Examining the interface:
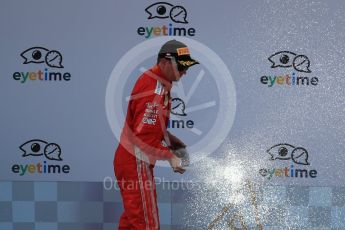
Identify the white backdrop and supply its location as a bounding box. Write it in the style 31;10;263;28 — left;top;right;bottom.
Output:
1;0;344;186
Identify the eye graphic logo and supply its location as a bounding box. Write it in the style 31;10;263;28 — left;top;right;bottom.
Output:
145;2;188;24
171;97;187;116
19;139;62;161
20;47;64;68
259;143;318;180
267;143;309;165
268;51;311;73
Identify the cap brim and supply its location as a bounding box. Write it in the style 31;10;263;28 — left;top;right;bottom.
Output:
177;57;199;68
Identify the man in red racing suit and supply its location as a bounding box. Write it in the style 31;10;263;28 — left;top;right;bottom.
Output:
114;40;199;229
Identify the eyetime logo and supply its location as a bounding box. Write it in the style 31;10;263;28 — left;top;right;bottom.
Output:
260;51;318;87
168;97;195;129
259;143;318;180
137;2;196;38
11;139;71;176
12;47;72;83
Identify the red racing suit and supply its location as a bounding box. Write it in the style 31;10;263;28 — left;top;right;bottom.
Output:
114;65;175;230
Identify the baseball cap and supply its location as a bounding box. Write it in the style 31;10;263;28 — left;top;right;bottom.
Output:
158;40;199;70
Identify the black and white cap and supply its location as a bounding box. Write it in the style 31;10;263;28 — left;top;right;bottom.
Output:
158;40;199;68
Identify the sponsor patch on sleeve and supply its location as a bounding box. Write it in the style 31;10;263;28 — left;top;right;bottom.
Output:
161;140;168;147
154;81;163;95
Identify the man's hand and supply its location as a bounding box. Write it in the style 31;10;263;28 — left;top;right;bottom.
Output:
173;148;190;167
169;155;186;174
